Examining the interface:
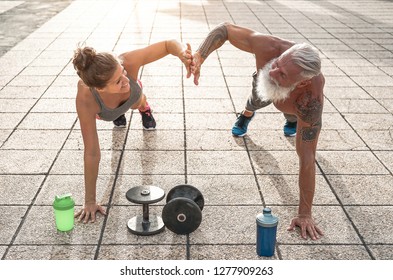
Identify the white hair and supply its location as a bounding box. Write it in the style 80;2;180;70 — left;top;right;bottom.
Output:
280;43;321;79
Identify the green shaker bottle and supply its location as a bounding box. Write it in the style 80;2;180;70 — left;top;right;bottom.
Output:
53;193;75;232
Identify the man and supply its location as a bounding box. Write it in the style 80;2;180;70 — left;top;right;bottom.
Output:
191;22;325;240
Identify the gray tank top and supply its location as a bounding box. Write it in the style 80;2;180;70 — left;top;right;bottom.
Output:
90;77;142;121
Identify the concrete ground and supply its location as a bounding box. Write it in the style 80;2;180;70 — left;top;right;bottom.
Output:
0;0;392;260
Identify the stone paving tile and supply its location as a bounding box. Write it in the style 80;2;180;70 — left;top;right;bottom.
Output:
1;0;393;262
278;245;371;260
369;245;393;260
0;206;28;244
0;175;44;204
3;129;69;150
0;150;58;174
257;175;338;205
5;245;97;260
36;174;113;206
190;245;276;260
327;175;393;205
98;245;187;260
345;206;393;244
14;206;104;245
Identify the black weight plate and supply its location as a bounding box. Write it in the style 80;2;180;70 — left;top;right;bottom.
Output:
126;185;165;204
162;197;202;235
166;184;204;211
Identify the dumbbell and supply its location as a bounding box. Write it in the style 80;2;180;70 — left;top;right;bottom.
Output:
125;185;165;236
162;184;204;235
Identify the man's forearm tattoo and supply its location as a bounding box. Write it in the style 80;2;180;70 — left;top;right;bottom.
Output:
197;23;228;59
295;91;323;142
301;121;322;142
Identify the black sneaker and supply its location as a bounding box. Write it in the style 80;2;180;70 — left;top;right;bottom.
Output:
140;108;156;130
113;114;126;127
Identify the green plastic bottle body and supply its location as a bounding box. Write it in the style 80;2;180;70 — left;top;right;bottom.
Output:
53;194;75;232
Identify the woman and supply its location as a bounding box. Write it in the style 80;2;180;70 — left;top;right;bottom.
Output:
72;40;192;223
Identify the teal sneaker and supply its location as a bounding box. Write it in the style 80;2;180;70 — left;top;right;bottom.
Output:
283;120;297;136
232;112;255;137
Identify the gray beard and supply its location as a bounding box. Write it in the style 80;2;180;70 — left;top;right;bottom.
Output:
256;61;295;103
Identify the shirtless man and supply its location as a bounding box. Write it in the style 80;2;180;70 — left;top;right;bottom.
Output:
191;22;325;240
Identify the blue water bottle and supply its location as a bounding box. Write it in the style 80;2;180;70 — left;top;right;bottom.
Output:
256;207;278;257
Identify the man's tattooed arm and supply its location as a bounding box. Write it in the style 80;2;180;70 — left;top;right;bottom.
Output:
197;23;228;59
295;91;323;142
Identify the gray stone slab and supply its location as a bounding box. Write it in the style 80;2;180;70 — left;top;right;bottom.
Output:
0;129;11;145
0;206;28;244
98;245;187;260
141;86;183;99
318;129;367;150
8;75;56;87
351;76;393;87
190;245;276;260
317;151;389;175
0;98;37;113
121;151;185;175
325;76;358;87
187;151;252;175
41;86;77;99
190;205;260;244
0;175;44;204
64;128;128;151
184;86;230;99
0;86;46;99
50;150;122;175
363;86;393;99
187;174;261;205
320;113;353;130
356;130;393;150
0;113;25;129
346;206;393;244
31;98;76;113
147;98;183;114
244;130;296;151
14;206;104;245
184;98;234;113
186;113;236;130
140;75;183;88
131;113;185;130
329;99;389;113
343;113;393;130
125;129;184;151
324;87;371;99
18;113;76;129
2;129;69;150
35;174;113;206
187;130;247;151
5;245;96;260
374;151;393;173
19;66;64;76
250;151;315;175
0;246;6;259
327;175;393;205
51;75;78;87
258;175;338;205
278;245;371;260
369;245;393;260
101;205;186;244
331;58;374;68
0;150;57;174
